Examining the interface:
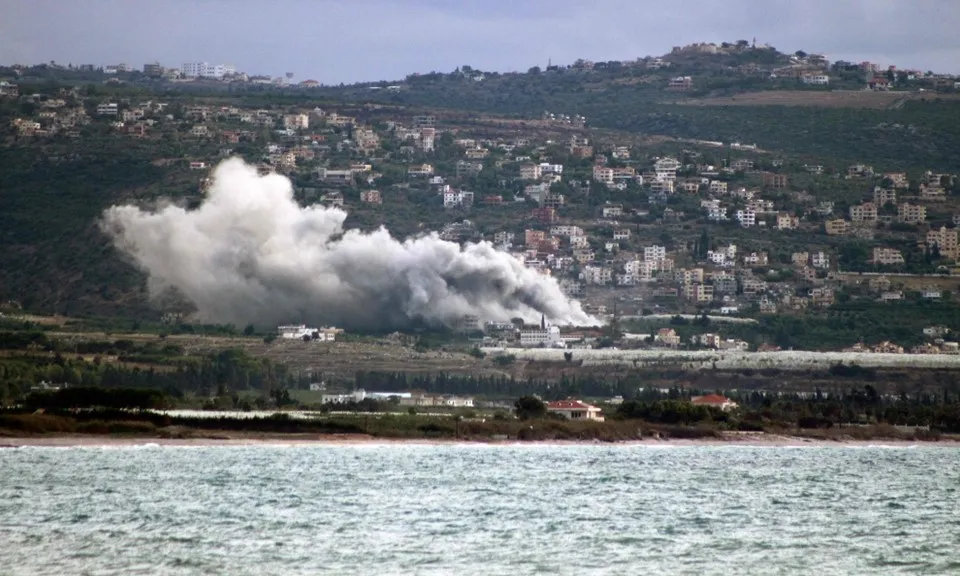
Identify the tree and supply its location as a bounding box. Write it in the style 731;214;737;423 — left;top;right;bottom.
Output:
515;395;546;420
243;324;255;336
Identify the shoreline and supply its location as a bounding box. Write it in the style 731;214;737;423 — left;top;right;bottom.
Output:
3;432;960;448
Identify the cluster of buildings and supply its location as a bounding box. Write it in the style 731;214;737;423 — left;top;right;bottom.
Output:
4;60;322;88
277;324;341;342
318;388;475;408
5;68;960;355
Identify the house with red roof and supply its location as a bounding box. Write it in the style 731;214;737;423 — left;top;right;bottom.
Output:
691;394;738;412
546;400;604;422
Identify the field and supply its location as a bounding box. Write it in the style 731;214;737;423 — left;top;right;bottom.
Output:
677;90;960;109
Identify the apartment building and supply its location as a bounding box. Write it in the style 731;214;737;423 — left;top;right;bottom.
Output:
762;172;788;189
871;247;905;265
883;172;909;188
520;164;542;180
593;165;614;186
824;219;851;235
897;203;927;224
927;226;959;259
708;180;728;195
776;213;799;230
849;202;878;223
873;186;897;206
644;245;667;262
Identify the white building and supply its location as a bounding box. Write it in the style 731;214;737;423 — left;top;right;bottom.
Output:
493;231;515;246
181;62;236;79
581;266;612;285
283;114;309;130
644;245;667;262
96;102;118;116
709;180;728;195
811;251;830;269
593;165;614;186
519;324;563;347
546;400;604;421
277;324;338;341
550;225;584;238
736;208;756;228
802;74;830;85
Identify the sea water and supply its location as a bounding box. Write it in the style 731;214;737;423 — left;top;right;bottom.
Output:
1;443;958;575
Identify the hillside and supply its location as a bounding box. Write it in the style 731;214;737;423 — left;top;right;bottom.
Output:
1;43;960;345
312;50;960;169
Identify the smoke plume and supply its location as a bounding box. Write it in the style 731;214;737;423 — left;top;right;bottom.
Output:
102;158;599;331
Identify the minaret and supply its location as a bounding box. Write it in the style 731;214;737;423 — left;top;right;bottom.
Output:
541;314;546;330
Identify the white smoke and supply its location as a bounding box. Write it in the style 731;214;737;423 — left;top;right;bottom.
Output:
101;158;599;331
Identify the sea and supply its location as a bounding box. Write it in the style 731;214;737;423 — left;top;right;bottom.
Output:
1;443;958;575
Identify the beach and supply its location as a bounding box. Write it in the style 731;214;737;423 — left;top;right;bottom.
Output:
4;432;959;448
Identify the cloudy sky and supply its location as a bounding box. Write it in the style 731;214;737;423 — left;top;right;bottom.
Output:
3;0;958;83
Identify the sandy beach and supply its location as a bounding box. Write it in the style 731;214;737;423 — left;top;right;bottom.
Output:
3;433;959;448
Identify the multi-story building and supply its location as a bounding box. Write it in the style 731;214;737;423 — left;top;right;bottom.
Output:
644;245;667;262
873;186;897;206
707;206;728;221
611;167;636;181
897;203;927;224
871;247;905;265
762;172;788;189
493;232;515;246
181;62;235;79
650;180;675;194
524;229;546;246
743;252;769;267
407;164;434;177
96;102;118;116
810;251;830;269
825;219;851;235
283;114;309;130
667;76;693;90
550;225;584;238
360;190;382;205
776;213;799;230
883;172;910;188
519;164;542;181
592;165;614;186
927;226;959;260
682;283;714;303
142;62;163;77
601;204;623;218
850;202;878;223
920;184;946;201
736;208;756;228
581;266;612;286
708;180;728;195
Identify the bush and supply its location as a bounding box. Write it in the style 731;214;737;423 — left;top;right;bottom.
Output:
493;354;516;366
0;413;77;434
76;420;157;435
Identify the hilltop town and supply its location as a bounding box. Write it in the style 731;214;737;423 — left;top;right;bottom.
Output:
3;42;960;360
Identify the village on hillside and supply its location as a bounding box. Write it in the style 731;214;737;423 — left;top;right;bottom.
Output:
3;46;960;356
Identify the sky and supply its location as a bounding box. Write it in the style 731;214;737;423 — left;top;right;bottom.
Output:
3;0;959;83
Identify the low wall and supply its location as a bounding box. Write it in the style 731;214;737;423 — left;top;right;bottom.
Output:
481;348;960;371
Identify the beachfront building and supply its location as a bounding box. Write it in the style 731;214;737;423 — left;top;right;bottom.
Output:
691;394;739;411
546;400;605;421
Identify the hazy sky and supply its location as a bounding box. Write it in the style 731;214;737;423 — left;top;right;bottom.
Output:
3;0;959;83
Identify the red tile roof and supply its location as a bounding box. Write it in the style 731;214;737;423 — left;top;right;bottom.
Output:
547;400;596;410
